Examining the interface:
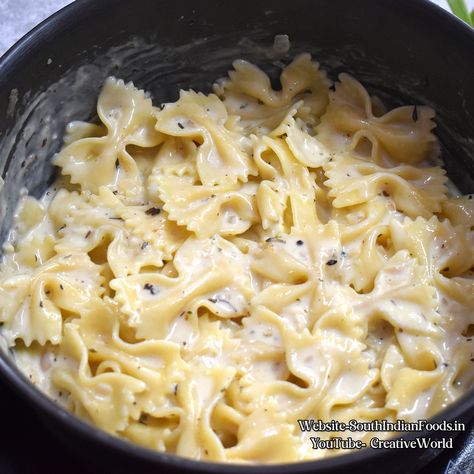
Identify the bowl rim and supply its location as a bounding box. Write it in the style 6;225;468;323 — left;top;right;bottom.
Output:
1;0;474;471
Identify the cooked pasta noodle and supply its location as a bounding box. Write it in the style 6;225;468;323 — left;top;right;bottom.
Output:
1;53;473;463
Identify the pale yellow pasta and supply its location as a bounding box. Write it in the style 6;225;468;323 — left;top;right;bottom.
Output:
1;53;473;464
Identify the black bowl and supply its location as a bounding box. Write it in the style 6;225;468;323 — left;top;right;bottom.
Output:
0;0;473;473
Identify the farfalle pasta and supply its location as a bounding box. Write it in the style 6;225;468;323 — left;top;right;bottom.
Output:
1;53;473;463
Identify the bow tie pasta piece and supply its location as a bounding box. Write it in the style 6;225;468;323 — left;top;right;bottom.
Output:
330;198;399;294
225;415;303;463
102;191;189;269
172;366;236;460
152;173;259;239
441;194;474;227
233;321;376;433
385;368;443;421
254;137;320;234
390;216;474;278
0;253;104;346
357;251;441;335
338;224;392;294
49;187;188;277
147;136;199;184
69;302;190;418
271;108;332;168
354;251;444;375
111;236;255;340
215;53;330;134
285;329;375;399
251;223;365;330
251;244;309;286
182;315;241;368
49;188;120;234
2;195;57;270
324;154;448;218
316;73;438;165
333;196;399;242
52;321;147;432
54;78;163;196
155;91;256;186
6;234;56;272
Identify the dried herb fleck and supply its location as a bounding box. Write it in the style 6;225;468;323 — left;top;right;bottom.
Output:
145;207;161;216
141;241;149;250
143;283;158;295
326;259;337;266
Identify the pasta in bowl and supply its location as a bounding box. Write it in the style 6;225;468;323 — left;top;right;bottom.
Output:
1;53;473;463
